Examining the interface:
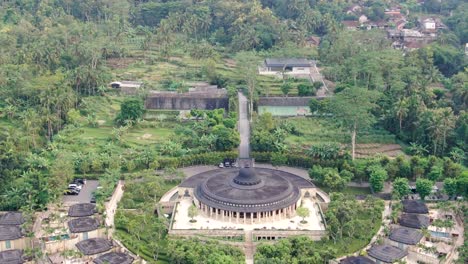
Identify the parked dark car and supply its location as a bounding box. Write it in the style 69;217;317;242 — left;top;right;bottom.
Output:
73;178;86;185
90;196;96;203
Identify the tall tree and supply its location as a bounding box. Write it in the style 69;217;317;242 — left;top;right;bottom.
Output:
329;88;380;160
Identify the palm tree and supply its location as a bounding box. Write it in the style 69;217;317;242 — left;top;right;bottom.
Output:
395;97;409;133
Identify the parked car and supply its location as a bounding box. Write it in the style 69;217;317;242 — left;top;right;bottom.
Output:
218;163;224;168
73;178;86;185
90;196;96;203
68;184;82;191
65;188;80;195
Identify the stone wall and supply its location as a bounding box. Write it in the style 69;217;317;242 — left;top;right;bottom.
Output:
252;229;326;241
145;96;229;111
169;229;245;239
0;237;30;251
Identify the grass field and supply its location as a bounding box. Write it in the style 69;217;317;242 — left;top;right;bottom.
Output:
284;117;397;147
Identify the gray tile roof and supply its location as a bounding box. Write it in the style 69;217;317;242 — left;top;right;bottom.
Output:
68;203;96;217
265;58;312;68
368;245;407;263
340;256;375;264
399;213;430;229
389;227;423;245
68;217;100;233
94;252;134;264
0;250;24;264
0;226;22;241
75;238;112;255
0;213;24;226
402;200;428;214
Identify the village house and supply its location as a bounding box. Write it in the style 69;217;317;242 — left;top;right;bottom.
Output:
367;244;408;264
41;203;107;254
386;227;424;250
342;20;360;30
305;36;320;47
0;212;30;252
258;58;315;76
0;249;26;264
339;256;375;264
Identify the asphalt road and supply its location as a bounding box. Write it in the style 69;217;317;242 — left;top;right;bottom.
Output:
63;180;99;205
238;92;250;158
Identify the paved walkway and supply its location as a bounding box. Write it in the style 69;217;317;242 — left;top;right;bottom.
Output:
238;92;250;158
105;181;125;232
62;180;99;205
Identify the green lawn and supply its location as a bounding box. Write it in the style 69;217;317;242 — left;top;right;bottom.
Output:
284;117;396;147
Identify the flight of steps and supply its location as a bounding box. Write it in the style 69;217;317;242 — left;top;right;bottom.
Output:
244;230;254;264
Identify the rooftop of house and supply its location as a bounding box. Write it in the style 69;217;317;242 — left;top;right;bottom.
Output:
402;200;429;214
68;203;96;217
436;242;452;254
0;212;24;226
389;227;424;245
264;58;312;68
68;217;100;233
75;238;113;256
0;226;22;241
399;213;430;229
368;245;407;263
340;256;375;264
0;249;24;264
401;29;424;37
94;252;134;264
342;21;360;28
306;36;321;45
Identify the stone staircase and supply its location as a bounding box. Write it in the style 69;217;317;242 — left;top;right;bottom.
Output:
244;230;254;264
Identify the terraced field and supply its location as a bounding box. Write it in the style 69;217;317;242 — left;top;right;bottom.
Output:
355;144;404;158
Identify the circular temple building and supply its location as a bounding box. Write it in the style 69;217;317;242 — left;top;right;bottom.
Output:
175;167;320;224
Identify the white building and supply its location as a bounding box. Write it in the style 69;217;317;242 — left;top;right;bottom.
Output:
258;58;315;77
422;18;436;30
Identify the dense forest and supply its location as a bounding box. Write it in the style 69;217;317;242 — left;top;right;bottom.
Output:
0;0;467;263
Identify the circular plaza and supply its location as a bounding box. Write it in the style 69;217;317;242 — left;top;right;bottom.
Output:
194;167;305;224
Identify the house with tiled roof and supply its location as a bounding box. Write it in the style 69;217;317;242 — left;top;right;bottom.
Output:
0;212;30;253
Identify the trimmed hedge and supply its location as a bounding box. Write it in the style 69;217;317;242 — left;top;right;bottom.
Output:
157;151;238;169
252;151;347;168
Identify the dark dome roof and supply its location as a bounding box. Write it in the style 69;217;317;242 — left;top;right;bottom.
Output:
233;167;262;186
194;168;312;213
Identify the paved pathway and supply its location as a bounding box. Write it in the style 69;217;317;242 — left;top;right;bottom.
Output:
238;92;250;158
62;180;99;205
105;181;125;229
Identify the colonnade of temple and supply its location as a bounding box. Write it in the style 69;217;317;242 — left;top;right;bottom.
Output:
198;202;297;224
